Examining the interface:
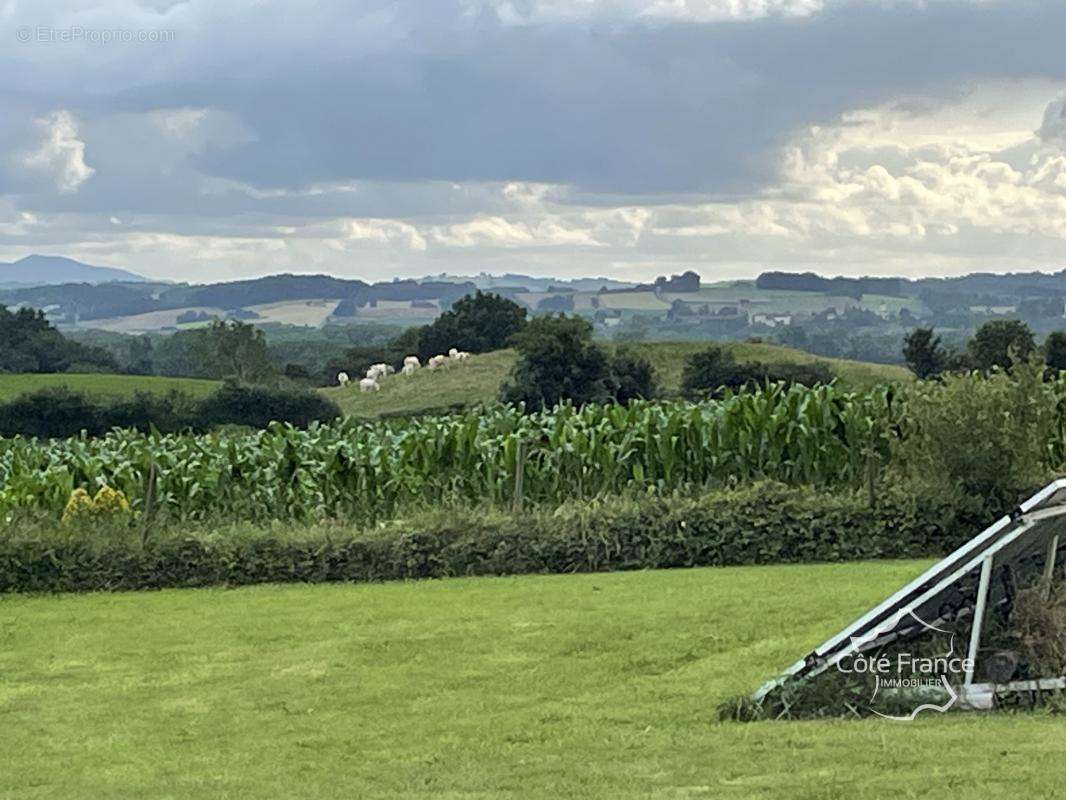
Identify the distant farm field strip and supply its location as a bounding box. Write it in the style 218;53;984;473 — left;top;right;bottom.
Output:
84;307;225;333
246;299;341;326
0;373;220;403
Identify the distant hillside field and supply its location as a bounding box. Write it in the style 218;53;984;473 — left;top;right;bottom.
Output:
0;373;220;403
246;299;340;326
86;307;225;333
323;342;911;418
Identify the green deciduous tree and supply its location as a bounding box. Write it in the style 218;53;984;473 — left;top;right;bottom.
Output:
417;291;527;357
210;320;275;383
153;321;275;383
501;315;611;410
680;346;745;395
607;348;658;403
902;327;947;379
1045;331;1066;374
0;307;116;374
967;320;1036;372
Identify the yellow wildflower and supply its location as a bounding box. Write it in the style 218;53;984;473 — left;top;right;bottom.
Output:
61;485;132;524
92;486;131;516
61;488;95;524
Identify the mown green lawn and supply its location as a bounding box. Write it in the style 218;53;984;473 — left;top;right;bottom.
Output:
0;373;219;403
5;560;1066;799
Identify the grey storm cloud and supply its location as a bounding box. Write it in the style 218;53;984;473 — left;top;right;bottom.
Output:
143;0;1066;196
4;0;1066;205
6;0;1066;282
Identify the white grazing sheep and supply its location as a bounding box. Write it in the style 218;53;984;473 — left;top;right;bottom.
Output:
448;348;459;358
401;363;417;377
455;351;471;363
337;371;350;387
366;364;388;381
428;355;448;370
403;356;420;369
359;377;380;392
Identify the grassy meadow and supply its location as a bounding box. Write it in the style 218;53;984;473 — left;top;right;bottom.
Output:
324;341;911;418
323;349;516;417
0;372;220;403
0;340;907;422
5;560;1066;799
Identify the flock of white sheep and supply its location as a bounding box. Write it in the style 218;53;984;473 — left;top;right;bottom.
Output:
336;348;472;392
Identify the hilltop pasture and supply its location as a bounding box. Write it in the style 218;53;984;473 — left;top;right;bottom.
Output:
323;341;911;418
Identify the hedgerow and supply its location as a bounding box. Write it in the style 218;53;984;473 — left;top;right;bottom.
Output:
0;382;339;438
0;482;969;593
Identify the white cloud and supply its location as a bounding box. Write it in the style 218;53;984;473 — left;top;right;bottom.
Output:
431;215;601;248
23;111;94;194
470;0;827;23
345;219;428;252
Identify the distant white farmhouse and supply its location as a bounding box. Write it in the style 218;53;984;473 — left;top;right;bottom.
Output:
752;313;793;328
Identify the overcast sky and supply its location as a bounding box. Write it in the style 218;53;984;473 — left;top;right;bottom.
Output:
4;0;1066;283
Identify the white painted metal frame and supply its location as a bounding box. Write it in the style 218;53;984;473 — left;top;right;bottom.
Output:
964;556;994;686
756;478;1066;702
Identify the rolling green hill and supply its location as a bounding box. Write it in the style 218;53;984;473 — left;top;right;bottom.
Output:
323;341;911;418
0;373;220;403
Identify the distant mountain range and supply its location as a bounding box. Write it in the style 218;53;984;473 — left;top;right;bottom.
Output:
0;255;147;286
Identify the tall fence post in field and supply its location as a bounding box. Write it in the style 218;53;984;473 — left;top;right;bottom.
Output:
865;445;877;508
140;459;158;548
512;439;527;514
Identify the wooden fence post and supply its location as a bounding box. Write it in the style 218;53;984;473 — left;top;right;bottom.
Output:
512;439;527;514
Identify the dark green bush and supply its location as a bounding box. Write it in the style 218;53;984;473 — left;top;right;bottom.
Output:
194;382;340;429
0;388;103;438
893;360;1055;511
749;361;834;388
681;345;835;396
0;383;340;438
0;482;969;593
607;348;658;403
105;390;200;433
680;345;744;394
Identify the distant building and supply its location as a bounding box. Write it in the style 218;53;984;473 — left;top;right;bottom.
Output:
752;313;793;328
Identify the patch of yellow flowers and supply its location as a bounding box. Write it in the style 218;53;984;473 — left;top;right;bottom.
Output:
61;486;132;524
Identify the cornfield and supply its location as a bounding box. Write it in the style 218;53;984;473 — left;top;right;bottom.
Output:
0;382;906;523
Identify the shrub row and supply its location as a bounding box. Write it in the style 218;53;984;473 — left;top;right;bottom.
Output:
0;482;971;593
0;382;340;438
680;345;835;396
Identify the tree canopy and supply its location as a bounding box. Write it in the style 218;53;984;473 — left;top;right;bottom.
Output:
967;319;1036;371
0;307;115;373
417;291;527;357
501;315;612;410
902;327;947;379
